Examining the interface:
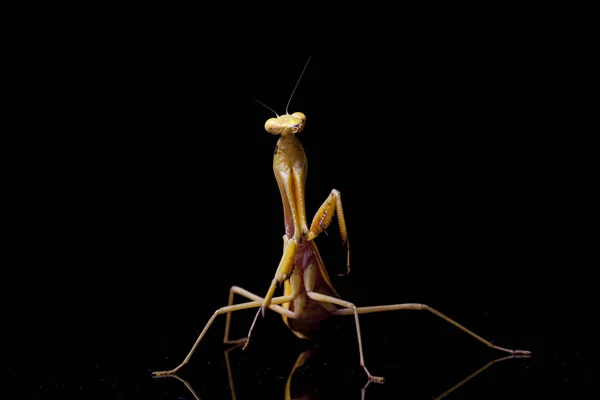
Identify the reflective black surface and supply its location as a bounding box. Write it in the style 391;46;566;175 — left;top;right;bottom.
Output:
8;54;594;398
7;313;595;399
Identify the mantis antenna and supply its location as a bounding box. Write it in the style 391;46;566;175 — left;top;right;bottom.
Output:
245;55;312;117
245;90;279;117
285;56;312;115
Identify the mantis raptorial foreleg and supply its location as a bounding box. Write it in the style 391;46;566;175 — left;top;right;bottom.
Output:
333;304;531;355
308;189;350;275
260;236;298;316
260;188;350;315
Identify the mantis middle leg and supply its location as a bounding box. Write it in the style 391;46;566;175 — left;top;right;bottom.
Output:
305;290;385;383
223;285;300;345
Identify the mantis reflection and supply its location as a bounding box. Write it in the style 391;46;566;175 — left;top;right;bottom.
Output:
156;345;529;400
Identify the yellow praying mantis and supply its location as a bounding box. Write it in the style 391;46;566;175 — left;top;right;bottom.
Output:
152;56;531;383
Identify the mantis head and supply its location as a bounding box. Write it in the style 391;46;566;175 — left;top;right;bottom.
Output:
265;112;306;136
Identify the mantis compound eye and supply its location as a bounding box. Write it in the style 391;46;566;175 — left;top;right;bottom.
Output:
265;118;282;135
291;112;306;133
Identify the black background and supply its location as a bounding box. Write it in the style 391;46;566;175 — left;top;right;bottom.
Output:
6;52;595;399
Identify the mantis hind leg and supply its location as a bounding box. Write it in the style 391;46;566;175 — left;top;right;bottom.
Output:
334;303;531;355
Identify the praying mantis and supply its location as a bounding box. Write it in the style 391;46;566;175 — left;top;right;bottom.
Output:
152;57;531;383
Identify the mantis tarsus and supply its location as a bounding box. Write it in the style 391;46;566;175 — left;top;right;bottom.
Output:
152;57;531;383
